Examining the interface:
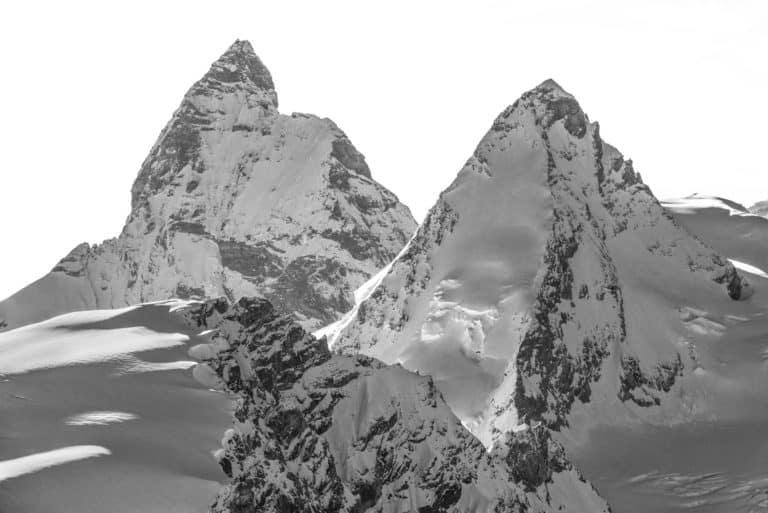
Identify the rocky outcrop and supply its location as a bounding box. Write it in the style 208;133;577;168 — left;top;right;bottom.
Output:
333;79;748;445
178;297;610;513
0;40;416;331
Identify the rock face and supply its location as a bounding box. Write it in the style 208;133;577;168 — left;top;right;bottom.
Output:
331;80;749;445
0;40;416;331
178;297;610;513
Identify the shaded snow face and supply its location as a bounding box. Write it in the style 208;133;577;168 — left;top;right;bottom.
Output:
0;300;231;513
0;40;416;332
0;305;190;375
333;80;750;448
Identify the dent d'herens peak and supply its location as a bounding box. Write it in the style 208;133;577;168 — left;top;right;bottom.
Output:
332;78;749;448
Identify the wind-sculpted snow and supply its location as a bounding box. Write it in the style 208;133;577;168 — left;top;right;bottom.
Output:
0;446;112;483
663;194;768;278
334;79;749;444
0;40;415;332
178;297;610;513
0;305;190;375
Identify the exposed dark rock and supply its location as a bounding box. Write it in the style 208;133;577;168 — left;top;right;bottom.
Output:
501;425;569;491
218;240;284;279
175;283;205;299
545;96;588;138
205;40;276;96
51;243;91;277
331;139;371;178
270;256;354;325
171;221;209;236
618;354;684;407
181;297;608;513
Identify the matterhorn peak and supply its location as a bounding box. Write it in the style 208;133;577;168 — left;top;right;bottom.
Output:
202;39;277;98
0;41;416;332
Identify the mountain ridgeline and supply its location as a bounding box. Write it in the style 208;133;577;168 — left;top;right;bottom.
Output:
177;296;610;513
331;79;749;446
0;40;416;332
1;39;759;513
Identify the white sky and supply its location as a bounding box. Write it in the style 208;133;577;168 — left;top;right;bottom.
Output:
0;0;766;300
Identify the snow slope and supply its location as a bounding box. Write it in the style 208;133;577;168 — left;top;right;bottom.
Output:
749;198;768;217
566;267;768;512
0;40;415;332
333;79;750;449
663;194;768;275
178;297;609;513
0;301;231;512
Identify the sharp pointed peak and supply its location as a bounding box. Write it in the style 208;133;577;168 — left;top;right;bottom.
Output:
224;39;256;55
204;39;276;97
496;78;587;137
533;78;573;97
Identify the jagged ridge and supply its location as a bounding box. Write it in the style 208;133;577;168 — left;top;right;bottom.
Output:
333;79;749;447
178;297;610;513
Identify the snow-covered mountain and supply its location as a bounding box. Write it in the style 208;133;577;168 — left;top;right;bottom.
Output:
331;80;749;447
0;40;415;332
179;296;609;513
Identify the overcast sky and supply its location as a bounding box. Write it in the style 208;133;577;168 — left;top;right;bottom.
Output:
0;0;766;300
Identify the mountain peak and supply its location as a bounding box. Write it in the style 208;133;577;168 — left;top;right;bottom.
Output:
534;78;571;96
497;78;585;138
204;39;276;96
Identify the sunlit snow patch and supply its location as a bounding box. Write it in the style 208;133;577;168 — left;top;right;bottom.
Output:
662;195;761;217
0;445;111;482
729;259;768;279
115;356;197;374
65;411;138;426
314;231;417;348
0;308;190;375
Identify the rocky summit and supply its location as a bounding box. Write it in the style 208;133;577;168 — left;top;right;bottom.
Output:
331;79;748;446
177;296;609;513
0;40;415;331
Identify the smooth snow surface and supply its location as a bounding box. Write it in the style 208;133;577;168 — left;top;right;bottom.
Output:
0;446;111;483
0;302;231;512
0;307;190;375
662;194;757;217
563;253;768;513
